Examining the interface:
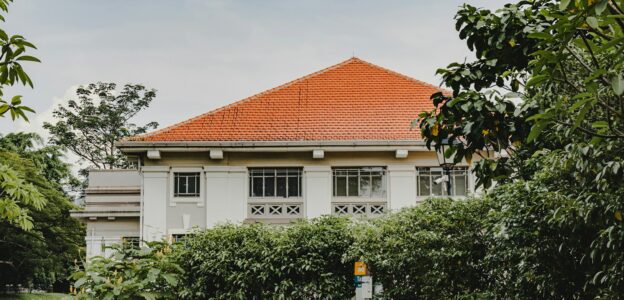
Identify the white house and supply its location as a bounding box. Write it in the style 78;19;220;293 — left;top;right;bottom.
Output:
71;57;475;257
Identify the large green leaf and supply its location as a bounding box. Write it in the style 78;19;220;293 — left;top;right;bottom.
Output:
612;75;624;96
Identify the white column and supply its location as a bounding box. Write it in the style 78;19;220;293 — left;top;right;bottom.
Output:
86;236;102;258
304;166;332;218
205;166;247;227
387;165;416;210
142;166;169;241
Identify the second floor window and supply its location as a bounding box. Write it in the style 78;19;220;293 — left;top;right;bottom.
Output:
333;167;387;198
249;168;302;198
417;167;468;197
174;172;200;197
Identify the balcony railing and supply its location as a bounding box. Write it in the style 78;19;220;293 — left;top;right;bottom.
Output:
331;201;387;218
247;198;303;219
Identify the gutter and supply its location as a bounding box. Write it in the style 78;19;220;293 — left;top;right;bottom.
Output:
116;140;429;153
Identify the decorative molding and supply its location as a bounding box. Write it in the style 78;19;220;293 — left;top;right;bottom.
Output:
395;149;408;158
147;150;161;159
312;149;325;159
209;150;224;159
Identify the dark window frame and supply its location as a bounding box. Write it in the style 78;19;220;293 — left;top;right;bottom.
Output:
249;168;303;198
174;172;201;197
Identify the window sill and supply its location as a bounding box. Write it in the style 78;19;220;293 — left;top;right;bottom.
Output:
169;197;203;207
331;197;387;203
416;195;468;200
244;217;303;225
247;197;303;204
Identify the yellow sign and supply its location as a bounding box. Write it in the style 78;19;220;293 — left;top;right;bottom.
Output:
354;261;368;276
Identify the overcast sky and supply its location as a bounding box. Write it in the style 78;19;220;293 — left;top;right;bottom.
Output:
0;0;500;140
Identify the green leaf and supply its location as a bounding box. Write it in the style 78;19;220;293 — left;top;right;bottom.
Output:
526;75;548;87
612;75;624;96
0;104;8;115
10;95;21;105
139;292;157;300
74;277;87;288
527;121;546;143
595;0;608;15
586;17;599;29
16;55;41;62
559;0;570;10
162;273;178;286
527;32;551;40
574;104;592;128
591;121;608;129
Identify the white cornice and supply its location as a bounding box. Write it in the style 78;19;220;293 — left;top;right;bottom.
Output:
116;140;429;153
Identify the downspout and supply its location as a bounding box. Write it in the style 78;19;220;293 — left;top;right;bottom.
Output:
139;156;145;245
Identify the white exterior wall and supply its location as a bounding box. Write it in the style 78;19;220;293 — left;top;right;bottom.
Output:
303;166;332;218
131;150;474;236
142;166;169;241
205;166;247;227
85;219;139;257
387;164;417;210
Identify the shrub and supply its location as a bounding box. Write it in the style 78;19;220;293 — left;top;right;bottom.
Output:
175;216;355;299
350;197;492;299
479;170;624;298
70;241;183;300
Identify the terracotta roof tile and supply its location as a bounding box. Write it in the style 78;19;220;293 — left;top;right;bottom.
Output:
128;57;446;142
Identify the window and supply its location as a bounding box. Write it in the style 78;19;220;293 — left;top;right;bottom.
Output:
332;167;387;198
122;236;140;249
249;168;302;198
172;234;188;243
417;167;468;197
174;172;200;197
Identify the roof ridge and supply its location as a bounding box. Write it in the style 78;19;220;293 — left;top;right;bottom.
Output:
354;59;451;94
127;57;362;141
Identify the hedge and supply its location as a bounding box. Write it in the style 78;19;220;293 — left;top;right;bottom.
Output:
72;194;624;299
175;216;355;299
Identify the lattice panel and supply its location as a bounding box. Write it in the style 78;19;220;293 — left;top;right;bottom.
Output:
248;203;302;218
331;203;387;217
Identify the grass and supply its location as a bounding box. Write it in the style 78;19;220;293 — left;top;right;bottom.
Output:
0;293;73;300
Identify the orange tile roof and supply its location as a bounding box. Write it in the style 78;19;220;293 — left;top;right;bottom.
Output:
128;57;445;142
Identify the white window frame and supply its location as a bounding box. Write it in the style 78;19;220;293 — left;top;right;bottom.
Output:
416;166;470;198
332;167;387;200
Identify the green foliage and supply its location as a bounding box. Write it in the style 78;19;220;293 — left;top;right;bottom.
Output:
0;132;81;193
0;0;39;121
414;0;624;297
43;82;159;170
418;0;624;189
176;217;355;299
0;162;45;231
71;242;182;300
351;198;491;299
0;150;84;292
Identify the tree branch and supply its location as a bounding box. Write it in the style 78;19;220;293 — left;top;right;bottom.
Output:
555;120;624;139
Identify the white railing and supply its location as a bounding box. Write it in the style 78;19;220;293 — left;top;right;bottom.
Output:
247;198;303;219
331;202;387;218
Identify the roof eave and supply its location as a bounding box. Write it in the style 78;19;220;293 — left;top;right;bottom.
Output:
116;140;429;153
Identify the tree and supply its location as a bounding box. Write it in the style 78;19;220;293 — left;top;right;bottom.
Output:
0;163;44;231
418;0;624;188
0;148;83;292
0;132;81;192
417;0;624;296
44;82;158;170
0;0;45;232
0;0;40;121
